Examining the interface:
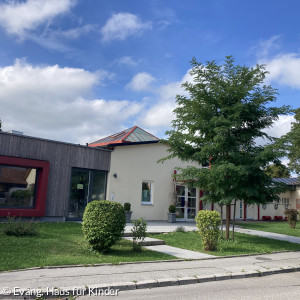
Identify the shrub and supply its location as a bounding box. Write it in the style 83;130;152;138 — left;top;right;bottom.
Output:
131;218;147;252
82;200;126;253
168;204;176;213
174;226;187;233
195;210;221;251
284;209;298;229
274;216;283;221
262;216;272;221
124;202;131;212
2;215;38;237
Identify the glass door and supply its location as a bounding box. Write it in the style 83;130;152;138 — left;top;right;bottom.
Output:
68;168;107;220
68;169;89;219
175;185;197;221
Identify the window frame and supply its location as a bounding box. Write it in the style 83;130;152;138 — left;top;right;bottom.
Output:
0;156;49;217
141;180;153;205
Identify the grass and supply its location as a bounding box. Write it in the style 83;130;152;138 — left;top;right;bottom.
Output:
236;221;300;237
149;231;300;256
0;222;174;272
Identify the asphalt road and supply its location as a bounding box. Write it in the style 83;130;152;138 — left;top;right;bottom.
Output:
78;272;300;300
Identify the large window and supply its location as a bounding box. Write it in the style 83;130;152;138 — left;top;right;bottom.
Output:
0;165;38;209
141;181;153;204
68;168;107;219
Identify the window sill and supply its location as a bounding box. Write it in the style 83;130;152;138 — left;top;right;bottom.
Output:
141;202;153;206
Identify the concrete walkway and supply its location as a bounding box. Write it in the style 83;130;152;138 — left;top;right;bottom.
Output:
234;227;300;244
1;252;300;299
125;221;300;244
123;235;215;259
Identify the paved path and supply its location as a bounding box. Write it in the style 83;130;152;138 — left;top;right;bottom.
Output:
123;235;215;259
234;227;300;244
1;251;300;299
125;221;300;244
145;245;214;259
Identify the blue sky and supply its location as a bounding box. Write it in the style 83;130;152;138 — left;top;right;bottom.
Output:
0;0;299;145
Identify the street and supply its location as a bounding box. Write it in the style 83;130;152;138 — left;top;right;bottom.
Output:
78;272;300;300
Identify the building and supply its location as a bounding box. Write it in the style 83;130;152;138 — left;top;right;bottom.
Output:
89;126;203;221
0;131;110;221
90;126;300;222
1;127;298;222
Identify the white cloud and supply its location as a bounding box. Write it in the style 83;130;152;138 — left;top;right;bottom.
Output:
115;56;139;66
139;70;193;128
264;114;295;138
263;53;300;89
126;72;155;91
101;12;152;42
0;0;74;38
53;24;96;40
0;60;143;144
253;35;281;58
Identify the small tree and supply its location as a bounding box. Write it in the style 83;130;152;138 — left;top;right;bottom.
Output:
163;56;290;240
131;218;147;252
196;210;221;251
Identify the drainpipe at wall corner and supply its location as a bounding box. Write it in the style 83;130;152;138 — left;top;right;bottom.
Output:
243;202;247;221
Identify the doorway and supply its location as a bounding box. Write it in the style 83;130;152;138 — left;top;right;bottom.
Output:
175;185;197;221
68;168;107;220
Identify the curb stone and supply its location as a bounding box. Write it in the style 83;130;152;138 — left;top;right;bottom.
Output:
177;277;198;285
136;280;158;289
157;278;179;287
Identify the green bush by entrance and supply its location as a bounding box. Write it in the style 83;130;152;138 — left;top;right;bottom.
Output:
82;200;126;253
195;210;221;251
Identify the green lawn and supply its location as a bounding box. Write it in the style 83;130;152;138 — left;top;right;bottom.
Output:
236;221;300;237
150;231;300;256
0;222;174;272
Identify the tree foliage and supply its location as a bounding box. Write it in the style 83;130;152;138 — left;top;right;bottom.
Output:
264;163;290;178
287;108;300;176
163;56;290;233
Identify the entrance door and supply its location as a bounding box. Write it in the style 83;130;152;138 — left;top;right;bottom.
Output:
68;168;107;220
175;186;197;221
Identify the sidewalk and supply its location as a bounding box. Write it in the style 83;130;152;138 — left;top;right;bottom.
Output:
1;252;300;299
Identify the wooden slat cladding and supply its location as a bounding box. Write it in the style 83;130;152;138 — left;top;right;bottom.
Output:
0;132;111;217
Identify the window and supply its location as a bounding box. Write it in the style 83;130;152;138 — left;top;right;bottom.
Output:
141;181;152;204
0;156;49;217
282;197;289;209
0;165;38;209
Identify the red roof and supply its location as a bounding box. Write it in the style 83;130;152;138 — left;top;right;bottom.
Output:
88;126;159;148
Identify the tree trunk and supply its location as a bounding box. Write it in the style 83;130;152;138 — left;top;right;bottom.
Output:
220;204;224;238
225;204;230;240
232;199;237;240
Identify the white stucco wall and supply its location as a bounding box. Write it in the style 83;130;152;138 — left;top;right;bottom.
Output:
106;143;201;221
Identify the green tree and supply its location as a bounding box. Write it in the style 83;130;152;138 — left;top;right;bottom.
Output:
264;163;290;178
287;108;300;176
163;56;290;240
